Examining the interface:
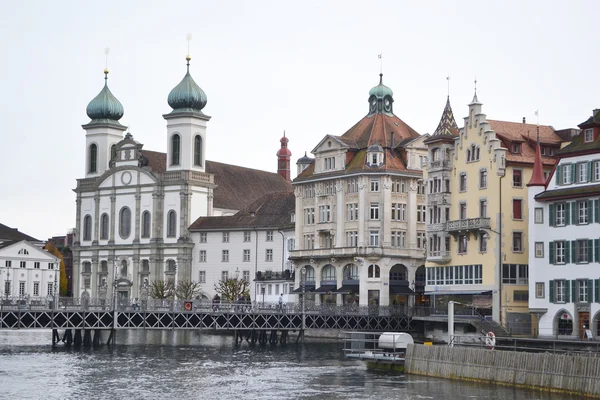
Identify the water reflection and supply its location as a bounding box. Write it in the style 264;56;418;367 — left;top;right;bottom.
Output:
0;330;578;399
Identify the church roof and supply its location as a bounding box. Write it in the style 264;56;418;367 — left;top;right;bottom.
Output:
0;223;40;243
140;150;292;211
489;120;562;166
189;191;295;230
424;96;459;144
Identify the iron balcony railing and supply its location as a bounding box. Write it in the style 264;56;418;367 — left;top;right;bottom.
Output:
255;270;295;281
446;217;491;232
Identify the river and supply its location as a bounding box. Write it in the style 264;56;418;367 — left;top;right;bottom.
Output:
0;330;578;400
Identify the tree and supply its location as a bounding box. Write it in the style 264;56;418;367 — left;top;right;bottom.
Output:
44;242;68;296
149;280;174;299
174;280;202;300
214;277;249;301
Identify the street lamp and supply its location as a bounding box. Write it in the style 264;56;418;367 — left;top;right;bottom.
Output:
113;259;118;311
301;266;306;333
53;263;58;310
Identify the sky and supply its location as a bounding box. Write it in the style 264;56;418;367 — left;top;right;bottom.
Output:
0;0;598;241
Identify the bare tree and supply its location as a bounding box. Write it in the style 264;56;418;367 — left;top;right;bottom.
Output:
214;278;249;301
149;280;174;299
175;280;202;300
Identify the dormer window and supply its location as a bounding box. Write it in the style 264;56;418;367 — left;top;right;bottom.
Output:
324;157;336;170
584;128;594;143
511;142;521;154
367;144;384;167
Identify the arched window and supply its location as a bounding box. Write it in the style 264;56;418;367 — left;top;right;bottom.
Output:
321;264;336;281
120;259;128;277
89;144;97;173
141;211;151;238
100;261;108;274
166;259;176;272
301;265;315;282
389;264;408;281
171;134;181;166
194;135;202;166
368;264;380;278
18;249;29;255
343;264;359;280
141;259;150;274
83;214;92;241
167;210;177;237
82;262;92;274
431;148;439;162
119;207;131;238
100;213;109;240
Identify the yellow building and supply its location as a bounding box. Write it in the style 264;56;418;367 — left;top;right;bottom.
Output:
424;92;564;333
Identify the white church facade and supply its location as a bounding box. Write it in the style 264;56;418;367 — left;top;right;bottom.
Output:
72;57;291;304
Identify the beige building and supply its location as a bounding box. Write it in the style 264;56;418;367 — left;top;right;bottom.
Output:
290;74;428;307
424;92;564;332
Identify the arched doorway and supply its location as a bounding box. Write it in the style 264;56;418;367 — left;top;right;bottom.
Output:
415;265;428;306
593;311;600;339
294;265;316;305
318;264;337;305
554;309;574;337
389;264;410;310
341;263;359;305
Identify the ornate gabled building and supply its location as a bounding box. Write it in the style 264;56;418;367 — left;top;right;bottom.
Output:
424;91;565;332
289;74;428;307
72;57;291;304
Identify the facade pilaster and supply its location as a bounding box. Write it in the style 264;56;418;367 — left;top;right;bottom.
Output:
407;179;418;249
357;177;366;247
152;190;165;242
109;193;116;245
133;191;141;243
335;179;344;248
92;194;100;245
382;176;392;247
74;196;82;245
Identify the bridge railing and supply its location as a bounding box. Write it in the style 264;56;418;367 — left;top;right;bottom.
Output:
2;296;467;318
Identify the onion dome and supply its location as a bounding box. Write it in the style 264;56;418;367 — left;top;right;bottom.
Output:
296;151;314;165
167;56;207;112
277;132;291;156
369;73;393;98
86;70;124;122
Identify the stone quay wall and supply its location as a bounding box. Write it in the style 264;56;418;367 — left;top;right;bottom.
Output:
405;344;600;398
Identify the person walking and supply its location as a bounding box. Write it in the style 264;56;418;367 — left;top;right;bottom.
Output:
278;294;284;312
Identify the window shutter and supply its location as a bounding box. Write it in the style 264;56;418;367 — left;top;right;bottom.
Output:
549;204;556;227
571;202;577;225
565;280;571;303
549;242;555;264
595;239;600;263
588;280;594;303
565;241;571;263
549;280;555;303
588;239;594;263
572;280;578;303
513;199;522;220
571;164;577;183
595;200;600;223
588;200;594;221
595;279;600;303
555;165;562;185
571;240;576;263
565;203;570;226
588;161;593;181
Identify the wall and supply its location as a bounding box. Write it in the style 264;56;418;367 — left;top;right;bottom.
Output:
405;344;600;398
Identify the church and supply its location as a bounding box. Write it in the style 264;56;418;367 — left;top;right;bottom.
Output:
71;55;291;304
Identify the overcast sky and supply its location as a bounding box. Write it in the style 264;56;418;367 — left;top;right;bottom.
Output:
1;0;598;241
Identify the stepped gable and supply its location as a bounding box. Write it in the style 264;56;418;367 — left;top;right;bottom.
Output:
189;191;295;230
139;150;291;211
488;120;562;166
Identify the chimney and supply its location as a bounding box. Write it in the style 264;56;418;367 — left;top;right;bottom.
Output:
522;117;526;124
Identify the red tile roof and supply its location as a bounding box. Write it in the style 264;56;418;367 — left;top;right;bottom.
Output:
140;150;292;211
488;120;563;166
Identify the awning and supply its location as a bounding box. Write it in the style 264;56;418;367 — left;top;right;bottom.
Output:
424;290;492;296
292;285;315;293
390;285;414;295
333;285;359;294
313;285;337;294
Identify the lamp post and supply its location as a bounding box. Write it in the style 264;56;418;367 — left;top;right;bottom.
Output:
113;259;118;311
53;263;58;310
301;266;306;333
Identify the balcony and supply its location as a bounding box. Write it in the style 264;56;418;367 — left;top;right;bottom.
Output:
255;270;295;282
446;217;491;234
428;160;452;172
427;192;451;206
427;250;451;264
426;223;446;233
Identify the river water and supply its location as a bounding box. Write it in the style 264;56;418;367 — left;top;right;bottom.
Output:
0;330;577;400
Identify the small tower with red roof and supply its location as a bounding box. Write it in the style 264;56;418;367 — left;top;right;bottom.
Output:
276;132;292;182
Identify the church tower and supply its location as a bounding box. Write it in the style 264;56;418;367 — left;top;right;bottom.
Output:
276;132;292;182
82;69;126;177
164;55;210;172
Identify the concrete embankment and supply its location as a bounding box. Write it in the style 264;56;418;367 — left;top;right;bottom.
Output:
405;344;600;398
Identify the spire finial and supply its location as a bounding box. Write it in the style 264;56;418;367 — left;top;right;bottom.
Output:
535;110;540;143
185;33;192;71
446;75;450;98
474;77;477;95
104;47;110;81
283;130;286;138
378;53;383;75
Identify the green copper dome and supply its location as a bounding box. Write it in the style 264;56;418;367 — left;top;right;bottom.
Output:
369;73;393;98
86;72;124;121
167;59;207;112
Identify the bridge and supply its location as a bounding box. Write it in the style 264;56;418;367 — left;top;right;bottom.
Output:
0;297;416;346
